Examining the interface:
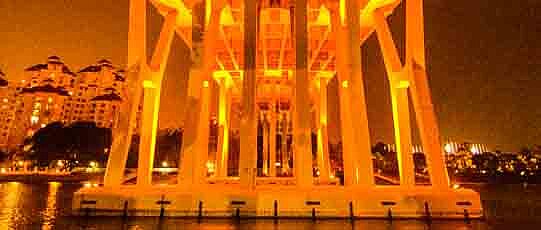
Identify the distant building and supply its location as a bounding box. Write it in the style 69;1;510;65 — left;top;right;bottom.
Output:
67;59;126;128
0;69;17;151
0;57;130;151
443;141;490;155
16;56;75;140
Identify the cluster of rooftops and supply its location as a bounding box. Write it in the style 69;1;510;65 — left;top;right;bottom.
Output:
0;56;125;102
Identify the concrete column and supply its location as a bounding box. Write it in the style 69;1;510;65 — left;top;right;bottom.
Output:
330;0;377;187
179;69;202;185
216;80;231;178
104;0;146;187
135;10;177;187
127;0;146;66
409;66;449;189
316;78;331;182
262;111;269;176
240;0;258;188
373;11;415;187
332;7;356;186
345;0;374;187
269;97;277;177
406;0;449;188
280;112;290;174
392;85;415;187
136;81;160;187
179;1;223;185
293;0;313;187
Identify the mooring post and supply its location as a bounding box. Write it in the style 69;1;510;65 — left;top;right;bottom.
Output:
235;207;240;219
159;195;166;218
123;200;129;218
424;201;432;224
198;201;203;219
349;201;354;221
312;208;316;221
274;200;278;218
387;208;393;222
464;209;470;223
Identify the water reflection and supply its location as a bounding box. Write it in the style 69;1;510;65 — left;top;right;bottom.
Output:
0;182;536;229
65;218;489;230
0;182;23;229
42;182;61;230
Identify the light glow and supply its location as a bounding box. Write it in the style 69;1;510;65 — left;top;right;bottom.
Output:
206;161;215;173
342;80;349;88
444;143;452;153
339;0;346;25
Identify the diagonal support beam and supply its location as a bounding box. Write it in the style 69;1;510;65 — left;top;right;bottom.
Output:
261;25;269;69
278;25;288;70
308;26;331;70
220;26;240;71
320;52;335;71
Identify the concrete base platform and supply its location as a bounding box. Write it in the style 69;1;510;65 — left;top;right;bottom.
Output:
73;185;482;219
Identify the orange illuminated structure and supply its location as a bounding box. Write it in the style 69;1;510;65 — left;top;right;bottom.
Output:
74;0;482;218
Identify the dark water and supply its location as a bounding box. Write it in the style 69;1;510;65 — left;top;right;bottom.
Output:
0;182;539;230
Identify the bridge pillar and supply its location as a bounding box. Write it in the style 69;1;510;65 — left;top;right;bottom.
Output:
136;10;177;187
136;81;159;187
104;0;146;187
345;0;375;187
331;1;374;187
269;95;277;177
406;0;450;189
392;84;415;187
293;0;313;188
240;0;258;189
216;80;231;178
373;11;415;187
316;77;331;183
179;0;224;186
331;5;356;186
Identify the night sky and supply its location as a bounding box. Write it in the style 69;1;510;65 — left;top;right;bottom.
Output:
0;0;540;152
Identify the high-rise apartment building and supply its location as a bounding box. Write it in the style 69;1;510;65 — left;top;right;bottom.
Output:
67;59;125;128
0;56;128;151
0;69;16;151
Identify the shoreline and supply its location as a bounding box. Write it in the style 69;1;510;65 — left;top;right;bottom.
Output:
0;172;103;183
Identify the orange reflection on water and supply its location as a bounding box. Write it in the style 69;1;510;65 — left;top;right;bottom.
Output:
41;182;61;230
0;182;22;229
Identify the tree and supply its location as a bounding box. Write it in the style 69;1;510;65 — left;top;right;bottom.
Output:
154;129;182;168
371;142;389;156
0;150;9;163
25;121;112;168
413;152;428;174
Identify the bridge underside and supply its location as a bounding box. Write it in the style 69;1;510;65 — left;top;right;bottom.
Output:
74;0;482;218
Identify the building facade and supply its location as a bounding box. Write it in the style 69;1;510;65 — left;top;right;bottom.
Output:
0;57;128;151
0;70;16;151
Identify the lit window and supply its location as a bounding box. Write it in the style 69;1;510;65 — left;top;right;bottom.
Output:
31;115;39;125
